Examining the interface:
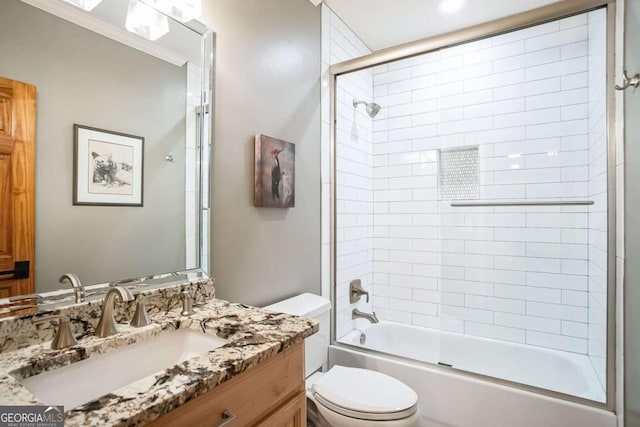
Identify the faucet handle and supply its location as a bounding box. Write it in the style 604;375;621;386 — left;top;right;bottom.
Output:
180;290;195;316
34;315;77;350
130;300;151;328
350;279;370;304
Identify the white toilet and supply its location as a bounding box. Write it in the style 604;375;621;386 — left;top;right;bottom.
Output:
265;293;420;427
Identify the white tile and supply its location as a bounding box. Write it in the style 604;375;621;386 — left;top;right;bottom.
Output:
525;57;588;81
465;241;526;256
465;322;526;343
562;290;589;306
465;267;526;286
561;320;589;338
562;71;588;92
526;272;588;291
466;295;526;314
526;88;588;110
440;305;493;324
526;301;588;322
562;259;589;275
494;78;560;101
526;212;588;228
494;255;561;273
463;40;524;65
526;330;588;353
494;108;560;129
526;242;588;260
561;41;588;60
525;26;588;53
494;48;560;73
494;312;561;334
441;279;494;296
525;119;588;139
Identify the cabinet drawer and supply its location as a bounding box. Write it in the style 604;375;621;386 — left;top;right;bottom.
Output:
256;390;306;427
148;342;304;427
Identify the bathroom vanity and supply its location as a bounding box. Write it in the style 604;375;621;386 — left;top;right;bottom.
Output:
0;280;317;426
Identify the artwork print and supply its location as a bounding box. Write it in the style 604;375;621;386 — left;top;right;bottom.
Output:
73;125;144;206
88;140;134;195
254;134;295;208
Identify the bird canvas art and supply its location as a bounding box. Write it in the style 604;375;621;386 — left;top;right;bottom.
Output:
254;134;295;208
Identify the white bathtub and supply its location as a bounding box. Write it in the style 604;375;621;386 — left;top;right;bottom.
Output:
332;321;616;427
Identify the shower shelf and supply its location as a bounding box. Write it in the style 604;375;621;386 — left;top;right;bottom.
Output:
450;200;594;207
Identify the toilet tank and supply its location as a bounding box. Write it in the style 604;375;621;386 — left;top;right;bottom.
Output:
264;293;331;378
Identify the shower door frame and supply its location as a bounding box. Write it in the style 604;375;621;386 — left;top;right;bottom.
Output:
329;0;618;412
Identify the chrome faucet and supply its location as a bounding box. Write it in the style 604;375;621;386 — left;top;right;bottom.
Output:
95;286;134;338
352;308;379;324
59;273;85;303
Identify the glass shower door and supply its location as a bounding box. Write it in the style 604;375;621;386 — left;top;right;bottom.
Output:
436;8;608;403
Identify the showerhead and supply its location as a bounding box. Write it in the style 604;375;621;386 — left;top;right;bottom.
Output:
353;99;382;118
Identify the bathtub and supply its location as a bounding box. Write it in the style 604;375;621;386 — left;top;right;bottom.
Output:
331;321;616;427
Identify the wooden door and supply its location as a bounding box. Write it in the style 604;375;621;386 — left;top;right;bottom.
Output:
0;76;36;297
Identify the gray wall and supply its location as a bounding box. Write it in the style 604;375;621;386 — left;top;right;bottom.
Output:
0;0;187;292
202;0;321;306
625;0;640;424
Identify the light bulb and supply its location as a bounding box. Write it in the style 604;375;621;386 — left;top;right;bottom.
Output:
61;0;102;11
126;0;169;41
438;0;465;14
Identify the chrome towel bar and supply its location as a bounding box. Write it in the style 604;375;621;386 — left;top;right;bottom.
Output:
450;200;594;207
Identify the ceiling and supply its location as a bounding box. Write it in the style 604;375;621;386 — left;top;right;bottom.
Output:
321;0;562;51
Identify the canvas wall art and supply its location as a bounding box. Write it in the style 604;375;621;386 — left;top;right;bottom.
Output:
73;124;144;206
254;134;295;208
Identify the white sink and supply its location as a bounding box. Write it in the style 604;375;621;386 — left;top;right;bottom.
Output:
18;329;228;409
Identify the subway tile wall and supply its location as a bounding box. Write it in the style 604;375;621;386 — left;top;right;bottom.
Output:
321;6;374;339
324;9;609;360
365;11;606;355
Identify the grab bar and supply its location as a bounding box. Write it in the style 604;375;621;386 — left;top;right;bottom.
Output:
450;200;594;207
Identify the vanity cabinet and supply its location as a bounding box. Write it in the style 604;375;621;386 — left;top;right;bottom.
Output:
148;342;306;427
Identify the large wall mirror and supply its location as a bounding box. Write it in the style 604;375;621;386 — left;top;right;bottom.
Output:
0;0;212;305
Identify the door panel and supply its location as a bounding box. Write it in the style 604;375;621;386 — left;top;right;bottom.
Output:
0;76;36;297
625;0;640;425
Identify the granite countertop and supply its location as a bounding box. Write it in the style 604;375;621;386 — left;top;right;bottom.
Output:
0;299;318;426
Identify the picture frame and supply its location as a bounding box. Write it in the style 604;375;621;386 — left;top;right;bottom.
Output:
254;134;295;208
73;124;144;206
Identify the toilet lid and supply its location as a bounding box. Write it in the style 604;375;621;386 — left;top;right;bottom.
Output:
311;366;418;421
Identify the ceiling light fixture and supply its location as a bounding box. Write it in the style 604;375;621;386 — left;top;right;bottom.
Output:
438;0;465;14
141;0;202;23
125;0;169;41
60;0;102;12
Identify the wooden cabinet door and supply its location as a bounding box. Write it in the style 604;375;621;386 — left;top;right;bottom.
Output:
256;391;306;427
0;76;36;297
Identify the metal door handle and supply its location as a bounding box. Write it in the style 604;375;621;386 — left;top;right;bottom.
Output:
216;410;235;426
0;261;30;280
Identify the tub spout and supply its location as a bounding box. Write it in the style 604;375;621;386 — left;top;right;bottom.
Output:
352;308;379;324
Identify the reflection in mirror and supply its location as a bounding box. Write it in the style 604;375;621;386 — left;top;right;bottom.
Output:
0;0;212;302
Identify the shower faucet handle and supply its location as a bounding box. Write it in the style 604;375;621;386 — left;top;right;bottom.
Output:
350;279;370;304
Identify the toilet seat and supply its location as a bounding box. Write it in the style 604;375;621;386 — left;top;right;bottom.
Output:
311;366;418;421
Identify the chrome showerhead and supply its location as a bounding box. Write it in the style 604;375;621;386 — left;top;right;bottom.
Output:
353;99;382;118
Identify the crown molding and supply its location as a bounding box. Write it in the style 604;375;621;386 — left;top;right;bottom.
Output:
20;0;189;66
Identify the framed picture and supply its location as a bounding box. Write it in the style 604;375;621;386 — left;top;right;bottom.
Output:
73;124;144;206
254;134;295;208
